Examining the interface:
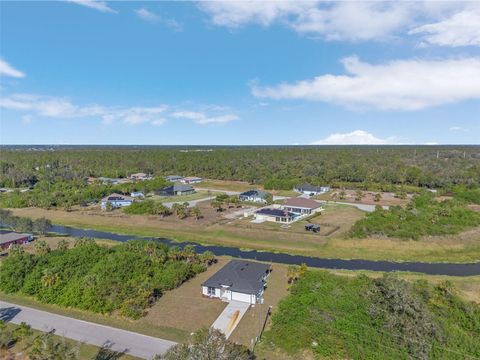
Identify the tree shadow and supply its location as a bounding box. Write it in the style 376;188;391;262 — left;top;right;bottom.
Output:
94;340;129;360
0;306;21;322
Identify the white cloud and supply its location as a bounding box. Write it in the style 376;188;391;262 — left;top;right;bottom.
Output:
252;56;480;111
171;111;238;124
134;8;183;31
68;0;117;14
198;1;478;44
449;126;462;131
0;93;237;126
0;58;25;78
135;8;160;22
409;5;480;47
311;130;396;145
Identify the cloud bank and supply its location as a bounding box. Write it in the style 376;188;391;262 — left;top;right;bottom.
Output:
252;56;480;111
0;58;25;78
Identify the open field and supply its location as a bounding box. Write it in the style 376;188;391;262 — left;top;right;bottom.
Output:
1;323;141;360
314;189;413;207
148;190;213;203
194;179;255;192
8;207;480;263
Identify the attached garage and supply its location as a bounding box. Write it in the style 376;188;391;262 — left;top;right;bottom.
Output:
201;260;271;305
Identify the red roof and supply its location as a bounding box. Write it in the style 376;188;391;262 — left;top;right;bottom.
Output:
283;197;321;209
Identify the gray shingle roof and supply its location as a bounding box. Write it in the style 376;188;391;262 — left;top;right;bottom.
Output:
202;260;271;295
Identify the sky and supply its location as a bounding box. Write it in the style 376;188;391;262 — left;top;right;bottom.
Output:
0;0;479;145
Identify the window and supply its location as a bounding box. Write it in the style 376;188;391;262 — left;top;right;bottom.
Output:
207;287;216;296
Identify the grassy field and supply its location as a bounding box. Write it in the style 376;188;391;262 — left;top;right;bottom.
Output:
194;179;255;192
8;206;480;263
1;323;141;360
148;190;213;203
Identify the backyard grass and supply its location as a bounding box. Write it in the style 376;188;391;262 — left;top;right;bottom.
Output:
8;207;480;263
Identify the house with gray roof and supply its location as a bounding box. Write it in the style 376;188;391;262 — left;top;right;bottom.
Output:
156;183;195;196
202;260;271;304
239;189;269;203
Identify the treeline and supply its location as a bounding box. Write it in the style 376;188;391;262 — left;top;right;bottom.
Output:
0;239;215;318
0;209;51;234
262;271;480;359
0;177;168;209
350;192;480;240
1;146;479;189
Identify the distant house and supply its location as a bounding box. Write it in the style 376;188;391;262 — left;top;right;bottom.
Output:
239;190;269;203
0;232;34;250
294;183;330;196
283;197;322;215
101;193;133;210
255;208;295;223
156;183;195;196
130;173;151;181
130;191;145;198
165;175;184;182
202;260;271;304
180;176;203;184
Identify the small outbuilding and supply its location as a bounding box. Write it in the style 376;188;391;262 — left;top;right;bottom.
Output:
165;175;184;182
202;260;271;304
0;232;34;250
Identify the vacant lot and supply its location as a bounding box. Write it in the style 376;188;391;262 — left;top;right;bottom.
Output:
194;179;255;192
315;189;412;206
148;190;213;203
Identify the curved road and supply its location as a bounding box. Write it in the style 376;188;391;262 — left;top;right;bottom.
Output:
0;300;176;359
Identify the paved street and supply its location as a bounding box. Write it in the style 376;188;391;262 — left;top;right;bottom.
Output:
0;300;176;359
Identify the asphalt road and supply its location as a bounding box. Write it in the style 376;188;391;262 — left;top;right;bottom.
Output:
0;300;176;359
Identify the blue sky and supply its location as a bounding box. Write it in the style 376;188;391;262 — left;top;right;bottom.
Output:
0;1;479;145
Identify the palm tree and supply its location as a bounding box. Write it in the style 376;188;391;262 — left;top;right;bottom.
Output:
41;269;59;287
191;206;202;220
34;240;51;256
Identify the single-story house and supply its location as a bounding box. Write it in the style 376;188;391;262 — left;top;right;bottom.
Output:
294;183;330;196
180;176;203;184
239;189;269;203
255;208;295;223
156;183;195;196
165;175;184;182
101;193;134;210
283;197;322;216
130;191;145;198
130;173;151;181
202;260;271;304
0;232;34;250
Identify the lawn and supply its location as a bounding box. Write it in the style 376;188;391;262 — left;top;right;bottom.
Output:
8;207;480;263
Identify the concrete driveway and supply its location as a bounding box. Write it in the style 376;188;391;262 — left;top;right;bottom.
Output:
331;201;389;212
0;300;176;359
211;301;250;339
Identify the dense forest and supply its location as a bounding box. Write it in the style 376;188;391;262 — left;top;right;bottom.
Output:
1;145;479;189
0;239;215;318
261;271;480;360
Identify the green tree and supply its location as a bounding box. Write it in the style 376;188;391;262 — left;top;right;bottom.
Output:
33;217;52;235
191;206;202;220
34;240;51;256
373;193;382;202
265;193;274;205
28;331;80;360
8;243;25;257
41;268;59;287
355;190;364;201
154;328;254;360
57;239;69;251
